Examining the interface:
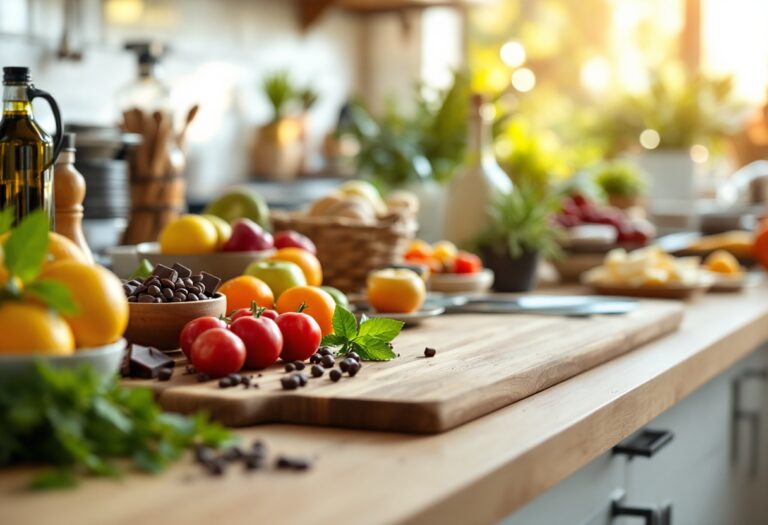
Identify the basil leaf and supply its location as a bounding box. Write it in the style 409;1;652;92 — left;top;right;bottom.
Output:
332;306;358;339
358;317;404;343
0;207;14;235
321;333;348;347
353;335;397;361
4;210;49;284
24;280;79;315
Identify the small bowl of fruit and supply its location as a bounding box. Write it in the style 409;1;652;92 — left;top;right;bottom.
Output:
403;239;494;294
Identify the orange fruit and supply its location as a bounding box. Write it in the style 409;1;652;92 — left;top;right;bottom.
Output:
276;286;336;335
269;248;323;286
39;261;129;348
0;301;75;355
432;240;458;264
0;232;86;285
404;239;433;259
367;268;426;313
219;275;275;314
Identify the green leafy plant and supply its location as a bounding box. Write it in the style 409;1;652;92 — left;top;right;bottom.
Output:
263;71;296;122
473;181;563;260
321;306;404;361
0;361;234;490
0;208;77;314
593;161;645;198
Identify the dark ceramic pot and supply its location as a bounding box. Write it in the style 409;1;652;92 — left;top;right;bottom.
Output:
481;248;539;292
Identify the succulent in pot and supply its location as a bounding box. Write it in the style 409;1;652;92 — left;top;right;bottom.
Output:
472;181;562;292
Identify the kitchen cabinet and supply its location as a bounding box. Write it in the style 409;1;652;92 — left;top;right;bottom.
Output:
500;345;768;525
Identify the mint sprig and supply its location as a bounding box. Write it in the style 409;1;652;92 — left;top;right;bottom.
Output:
321;307;403;361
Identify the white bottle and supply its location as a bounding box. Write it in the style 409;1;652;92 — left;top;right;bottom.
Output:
443;94;513;247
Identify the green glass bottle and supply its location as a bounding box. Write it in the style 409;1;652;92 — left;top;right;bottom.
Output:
0;67;64;224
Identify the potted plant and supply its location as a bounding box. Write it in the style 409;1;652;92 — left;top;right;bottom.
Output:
251;71;305;181
473;181;562;292
593;161;645;209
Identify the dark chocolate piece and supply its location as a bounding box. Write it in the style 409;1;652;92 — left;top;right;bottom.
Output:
151;264;178;282
157;367;173;381
275;455;311;471
424;347;437;358
200;271;222;295
172;262;192;279
128;344;175;379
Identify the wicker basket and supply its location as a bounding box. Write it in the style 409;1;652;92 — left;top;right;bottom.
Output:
271;211;417;293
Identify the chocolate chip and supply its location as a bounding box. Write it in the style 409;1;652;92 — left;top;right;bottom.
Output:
222;447;244;462
284;362;296;372
309;353;321;364
162;288;174;300
339;359;350;372
348;362;360;377
194;445;216;464
320;355;335;368
281;376;300;390
329;369;342;382
148;285;161;296
347;351;361;362
187;293;199;301
206;458;227;476
311;365;325;378
157;367;173;381
275;455;311;471
183;278;194;288
424;347;437;358
293;361;306;370
240;375;251;387
191;275;203;283
295;373;308;387
244;454;264;471
122;283;136;295
318;347;332;356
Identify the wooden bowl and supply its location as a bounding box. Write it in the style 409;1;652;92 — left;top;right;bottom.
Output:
125;294;227;350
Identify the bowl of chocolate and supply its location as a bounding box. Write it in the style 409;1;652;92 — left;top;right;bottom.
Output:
123;263;227;351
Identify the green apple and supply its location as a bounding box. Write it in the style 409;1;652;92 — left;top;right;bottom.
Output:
320;286;349;309
204;188;270;229
245;260;306;299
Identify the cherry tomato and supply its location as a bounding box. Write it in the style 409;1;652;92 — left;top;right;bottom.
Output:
230;305;280;324
190;328;246;377
229;316;283;370
179;316;227;360
453;252;483;274
276;312;322;362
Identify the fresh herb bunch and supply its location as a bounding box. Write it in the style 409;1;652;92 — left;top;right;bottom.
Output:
321;307;404;361
0;361;234;490
0;208;77;314
473;181;563;260
593;161;645;198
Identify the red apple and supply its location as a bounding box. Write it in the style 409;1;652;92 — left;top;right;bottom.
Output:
273;230;317;254
221;219;274;252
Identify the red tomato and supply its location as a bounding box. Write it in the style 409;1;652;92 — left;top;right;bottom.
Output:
229;316;283;370
260;309;279;321
179;316;227;360
276;312;322;362
190;328;246;377
454;252;483;274
230;305;280;324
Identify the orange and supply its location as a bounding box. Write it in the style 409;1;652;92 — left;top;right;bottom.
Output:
269;248;323;286
219;275;275;314
367;268;426;313
0;301;75;355
276;286;336;336
0;232;86;285
404;239;433;259
39;261;129;348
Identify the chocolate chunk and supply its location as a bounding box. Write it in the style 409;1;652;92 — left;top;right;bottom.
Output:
240;375;251;386
160;278;175;289
206;458;227;476
148;285;161;296
309;353;321;364
138;294;155;303
295;373;308;387
152;264;178;282
127;296;137;302
329;369;342;382
200;272;222;295
128;344;175;379
191;274;203;283
194;445;216;464
222;447;244;462
338;359;350;372
318;347;332;356
157;367;173;381
284;362;296;373
347;362;360;377
321;355;335;368
275;455;311;471
187;293;199;301
172;262;192;279
293;361;306;371
424;347;437;358
119;343;132;377
311;365;325;378
197;372;211;382
251;440;267;456
281;375;300;390
183;278;194;288
244;454;264;471
122;283;136;296
219;377;234;388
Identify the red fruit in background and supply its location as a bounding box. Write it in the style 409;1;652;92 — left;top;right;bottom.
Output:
555;214;581;228
571;193;589;208
221;219;274;252
274;230;317;255
454;251;483;274
190;328;246;377
180;316;227;360
229;303;280;324
229;316;283;369
276;312;322;362
560;199;581;217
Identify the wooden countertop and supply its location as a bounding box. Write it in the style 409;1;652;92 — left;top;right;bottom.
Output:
3;281;768;525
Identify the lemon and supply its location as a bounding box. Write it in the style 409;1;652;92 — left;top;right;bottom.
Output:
159;215;218;254
0;302;75;355
201;214;232;249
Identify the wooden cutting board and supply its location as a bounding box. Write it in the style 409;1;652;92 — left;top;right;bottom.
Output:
127;300;683;433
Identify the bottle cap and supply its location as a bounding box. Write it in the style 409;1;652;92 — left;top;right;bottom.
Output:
62;133;76;151
3;67;31;85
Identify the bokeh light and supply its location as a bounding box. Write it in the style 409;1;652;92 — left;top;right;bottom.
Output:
580;57;611;94
690;144;709;163
639;129;661;149
511;68;536;92
500;41;527;68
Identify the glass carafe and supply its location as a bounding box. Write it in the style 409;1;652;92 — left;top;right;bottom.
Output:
0;67;64;225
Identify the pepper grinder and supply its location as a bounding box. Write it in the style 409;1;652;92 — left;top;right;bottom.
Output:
54;133;94;263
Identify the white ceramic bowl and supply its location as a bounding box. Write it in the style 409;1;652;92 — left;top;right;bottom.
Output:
428;268;494;294
0;338;127;382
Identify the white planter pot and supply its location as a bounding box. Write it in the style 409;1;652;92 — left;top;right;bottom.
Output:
400;179;447;243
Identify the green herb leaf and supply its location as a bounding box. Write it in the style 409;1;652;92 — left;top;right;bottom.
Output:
3;210;49;284
24;279;79;315
332;306;358;339
321;333;348;347
358;317;404;343
0;207;14;235
353;336;397;361
129;258;154;280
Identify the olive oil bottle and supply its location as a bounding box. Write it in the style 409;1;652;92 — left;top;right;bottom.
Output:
0;67;64;224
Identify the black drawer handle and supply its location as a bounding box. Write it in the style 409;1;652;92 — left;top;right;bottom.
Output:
613;429;674;459
611;499;673;525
